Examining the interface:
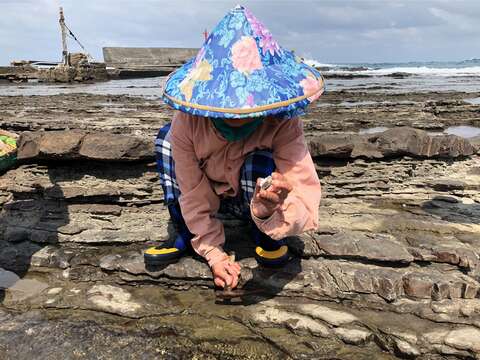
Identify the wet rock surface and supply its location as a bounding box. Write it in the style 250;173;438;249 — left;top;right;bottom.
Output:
1;90;480;136
1;90;480;359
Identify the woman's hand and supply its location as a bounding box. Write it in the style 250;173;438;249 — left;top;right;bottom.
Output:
211;257;241;289
251;172;293;219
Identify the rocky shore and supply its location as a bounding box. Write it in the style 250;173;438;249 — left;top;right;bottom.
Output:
1;90;479;359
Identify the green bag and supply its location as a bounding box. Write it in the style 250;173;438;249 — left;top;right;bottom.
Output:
0;132;17;172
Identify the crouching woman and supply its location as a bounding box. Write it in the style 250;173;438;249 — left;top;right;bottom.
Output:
144;5;324;290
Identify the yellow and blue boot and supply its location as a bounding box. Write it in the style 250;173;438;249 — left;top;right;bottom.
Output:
144;203;193;265
252;225;290;267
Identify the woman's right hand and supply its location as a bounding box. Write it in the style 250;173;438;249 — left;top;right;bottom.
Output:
211;257;241;289
251;172;293;219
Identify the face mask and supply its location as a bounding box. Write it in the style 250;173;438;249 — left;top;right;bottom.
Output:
211;118;263;142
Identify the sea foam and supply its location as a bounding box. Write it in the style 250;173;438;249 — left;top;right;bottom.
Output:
339;66;480;77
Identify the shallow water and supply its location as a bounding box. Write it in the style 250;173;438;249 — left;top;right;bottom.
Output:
1;73;480;97
330;75;480;94
0;77;165;98
358;126;389;134
339;100;379;107
465;97;480;105
359;125;480;138
0;268;19;289
444;125;480;138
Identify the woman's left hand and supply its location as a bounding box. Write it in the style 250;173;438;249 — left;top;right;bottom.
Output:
251;172;293;219
211;257;241;289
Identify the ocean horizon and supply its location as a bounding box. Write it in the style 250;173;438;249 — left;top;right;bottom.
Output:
304;58;480;77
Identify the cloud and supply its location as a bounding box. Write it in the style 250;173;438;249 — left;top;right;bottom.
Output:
0;0;479;65
429;7;479;32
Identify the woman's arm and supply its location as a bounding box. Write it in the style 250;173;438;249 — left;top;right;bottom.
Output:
250;117;321;239
170;113;227;267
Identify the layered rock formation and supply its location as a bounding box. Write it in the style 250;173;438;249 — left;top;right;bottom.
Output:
1;92;479;359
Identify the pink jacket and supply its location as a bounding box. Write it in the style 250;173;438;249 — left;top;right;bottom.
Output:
170;111;321;266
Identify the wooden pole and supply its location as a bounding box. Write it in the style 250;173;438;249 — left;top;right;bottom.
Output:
59;7;69;65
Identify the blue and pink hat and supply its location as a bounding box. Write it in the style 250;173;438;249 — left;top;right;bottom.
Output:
162;5;325;119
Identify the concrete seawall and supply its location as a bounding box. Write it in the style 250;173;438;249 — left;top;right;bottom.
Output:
103;47;198;78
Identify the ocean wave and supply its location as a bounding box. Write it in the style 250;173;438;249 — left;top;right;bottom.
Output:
304;58;480;76
333;66;480;77
302;58;338;68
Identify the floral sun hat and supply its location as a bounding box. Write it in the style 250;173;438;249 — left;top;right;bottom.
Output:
162;5;325;119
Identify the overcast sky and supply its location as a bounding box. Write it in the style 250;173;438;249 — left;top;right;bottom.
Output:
1;0;479;65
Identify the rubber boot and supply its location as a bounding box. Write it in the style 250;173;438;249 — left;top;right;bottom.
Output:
251;224;289;267
144;203;193;265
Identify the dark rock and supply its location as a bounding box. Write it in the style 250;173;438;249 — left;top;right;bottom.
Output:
4;227;30;243
430;195;460;203
429;180;467;191
469;136;480;153
308;127;475;159
0;241;42;273
323;73;371;79
15;131;43;160
17;130;155;162
387;72;412;79
99;251;211;280
307;133;357;158
38;130;85;159
432;282;451;301
350;141;384;158
373;127;475;158
300;231;414;263
79;133;154;161
403;273;433;298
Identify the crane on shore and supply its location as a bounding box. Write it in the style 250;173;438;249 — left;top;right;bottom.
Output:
58;7;92;66
5;7;106;83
